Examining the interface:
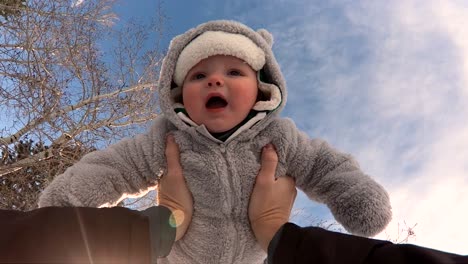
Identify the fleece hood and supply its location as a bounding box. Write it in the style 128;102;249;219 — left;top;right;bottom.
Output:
157;20;288;142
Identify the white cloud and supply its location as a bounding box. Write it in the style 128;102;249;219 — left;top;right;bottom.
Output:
376;122;468;254
71;0;85;8
340;1;468;254
433;1;468;96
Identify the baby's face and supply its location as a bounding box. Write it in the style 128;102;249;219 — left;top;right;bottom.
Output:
182;55;258;133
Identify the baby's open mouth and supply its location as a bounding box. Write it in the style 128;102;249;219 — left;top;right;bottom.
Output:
206;96;228;109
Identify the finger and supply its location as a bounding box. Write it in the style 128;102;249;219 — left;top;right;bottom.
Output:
281;175;296;187
276;176;297;203
276;176;295;190
290;186;298;208
165;134;182;174
257;144;278;184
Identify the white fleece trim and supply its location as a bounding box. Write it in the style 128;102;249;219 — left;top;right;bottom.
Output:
176;111;267;143
176;112;198;127
225;112;267;143
174;31;266;86
253;80;282;111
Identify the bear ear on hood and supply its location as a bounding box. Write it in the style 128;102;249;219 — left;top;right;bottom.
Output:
257;29;273;47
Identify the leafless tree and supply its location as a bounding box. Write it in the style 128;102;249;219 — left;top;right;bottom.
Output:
292;208;417;243
0;0;26;19
0;0;166;210
385;221;418;244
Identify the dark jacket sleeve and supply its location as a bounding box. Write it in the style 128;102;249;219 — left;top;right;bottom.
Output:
268;223;467;264
0;207;152;264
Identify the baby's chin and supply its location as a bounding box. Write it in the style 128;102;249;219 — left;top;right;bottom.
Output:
205;122;240;134
202;119;246;134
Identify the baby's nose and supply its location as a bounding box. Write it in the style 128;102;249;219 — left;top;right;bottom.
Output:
208;81;222;87
207;76;224;87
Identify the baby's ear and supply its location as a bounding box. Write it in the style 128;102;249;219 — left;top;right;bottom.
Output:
257;29;274;47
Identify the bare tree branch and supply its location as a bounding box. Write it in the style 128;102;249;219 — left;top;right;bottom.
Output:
0;0;166;210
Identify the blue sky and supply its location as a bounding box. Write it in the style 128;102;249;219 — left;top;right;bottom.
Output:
98;0;468;254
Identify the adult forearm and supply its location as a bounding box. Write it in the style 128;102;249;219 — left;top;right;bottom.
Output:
0;207;158;263
268;223;466;264
251;220;285;252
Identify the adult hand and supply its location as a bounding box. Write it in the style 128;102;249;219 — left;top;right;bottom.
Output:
158;134;194;241
248;144;297;252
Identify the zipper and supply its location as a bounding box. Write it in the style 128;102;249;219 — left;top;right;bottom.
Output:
219;143;240;263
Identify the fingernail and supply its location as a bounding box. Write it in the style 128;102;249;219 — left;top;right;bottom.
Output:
167;134;174;141
264;143;276;150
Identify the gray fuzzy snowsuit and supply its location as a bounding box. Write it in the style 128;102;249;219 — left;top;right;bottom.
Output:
39;20;392;263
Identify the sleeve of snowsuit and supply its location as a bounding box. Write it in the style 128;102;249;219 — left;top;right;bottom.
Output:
0;206;170;264
38;116;171;208
267;223;466;264
273;118;392;237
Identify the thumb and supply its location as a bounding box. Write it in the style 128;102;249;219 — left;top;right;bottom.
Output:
257;144;278;184
165;134;182;175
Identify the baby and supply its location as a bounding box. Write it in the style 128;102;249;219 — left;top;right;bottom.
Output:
39;20;392;263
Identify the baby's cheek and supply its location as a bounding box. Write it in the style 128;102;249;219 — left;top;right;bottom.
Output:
181;86;201;119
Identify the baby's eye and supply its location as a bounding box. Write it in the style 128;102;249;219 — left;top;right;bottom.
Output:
228;70;242;76
192;73;205;80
